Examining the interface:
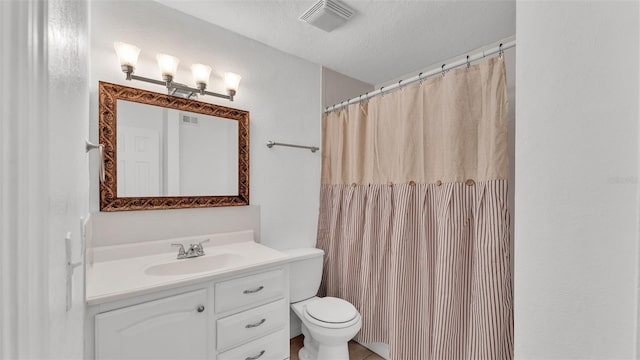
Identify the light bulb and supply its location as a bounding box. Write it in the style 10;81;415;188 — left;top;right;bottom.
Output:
224;72;241;92
156;53;180;79
191;64;212;86
113;42;140;67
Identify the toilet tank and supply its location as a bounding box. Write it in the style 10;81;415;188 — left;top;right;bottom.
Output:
283;248;324;303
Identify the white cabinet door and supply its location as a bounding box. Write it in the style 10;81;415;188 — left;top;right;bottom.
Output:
95;289;209;359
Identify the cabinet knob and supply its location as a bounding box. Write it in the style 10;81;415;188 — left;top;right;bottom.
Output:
197;305;205;313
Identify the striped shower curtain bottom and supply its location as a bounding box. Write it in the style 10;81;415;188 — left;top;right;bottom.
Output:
316;180;513;360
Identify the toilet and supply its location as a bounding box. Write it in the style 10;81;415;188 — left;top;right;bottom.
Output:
285;248;362;360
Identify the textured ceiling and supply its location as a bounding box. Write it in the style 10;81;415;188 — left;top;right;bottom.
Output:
156;0;515;85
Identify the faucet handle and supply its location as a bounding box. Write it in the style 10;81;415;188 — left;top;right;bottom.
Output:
195;239;209;256
171;243;186;259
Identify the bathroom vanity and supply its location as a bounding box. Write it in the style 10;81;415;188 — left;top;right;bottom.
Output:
85;231;290;360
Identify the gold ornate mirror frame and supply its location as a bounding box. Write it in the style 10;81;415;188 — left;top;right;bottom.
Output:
98;81;250;211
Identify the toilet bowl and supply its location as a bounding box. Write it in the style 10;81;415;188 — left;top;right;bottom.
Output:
292;296;362;360
285;249;362;360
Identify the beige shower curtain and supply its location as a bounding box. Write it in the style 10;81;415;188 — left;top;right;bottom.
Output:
317;57;512;359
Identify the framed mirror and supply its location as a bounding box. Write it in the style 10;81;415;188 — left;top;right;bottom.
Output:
98;81;249;211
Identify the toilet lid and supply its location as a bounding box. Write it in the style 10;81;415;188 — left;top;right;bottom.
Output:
305;297;358;323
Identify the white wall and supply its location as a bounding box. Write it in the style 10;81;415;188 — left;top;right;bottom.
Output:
322;67;373;109
118;100;165;132
89;0;322;250
515;2;639;359
179;113;238;195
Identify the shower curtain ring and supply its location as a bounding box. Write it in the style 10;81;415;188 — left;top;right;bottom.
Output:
418;72;424;85
466;55;471;69
499;43;504;58
441;64;446;77
380;86;385;97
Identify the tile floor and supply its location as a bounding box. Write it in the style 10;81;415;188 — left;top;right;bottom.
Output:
289;335;384;360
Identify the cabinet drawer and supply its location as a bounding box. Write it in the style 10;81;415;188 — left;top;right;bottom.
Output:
218;329;287;360
217;298;287;351
215;269;285;313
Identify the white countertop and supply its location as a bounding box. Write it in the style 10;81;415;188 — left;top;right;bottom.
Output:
86;239;289;305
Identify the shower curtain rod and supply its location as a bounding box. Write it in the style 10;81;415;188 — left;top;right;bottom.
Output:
324;39;516;113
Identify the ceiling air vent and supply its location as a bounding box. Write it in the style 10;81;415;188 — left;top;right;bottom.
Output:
299;0;354;32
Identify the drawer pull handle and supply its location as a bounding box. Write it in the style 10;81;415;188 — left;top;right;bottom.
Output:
245;350;265;360
245;318;266;328
197;305;205;313
243;286;264;294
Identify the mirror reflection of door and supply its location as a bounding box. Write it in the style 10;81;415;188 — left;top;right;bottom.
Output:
116;100;164;197
117;127;161;197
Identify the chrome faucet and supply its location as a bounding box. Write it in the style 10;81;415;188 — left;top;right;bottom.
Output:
171;239;209;259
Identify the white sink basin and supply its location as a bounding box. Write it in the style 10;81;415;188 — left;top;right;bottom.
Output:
145;254;243;276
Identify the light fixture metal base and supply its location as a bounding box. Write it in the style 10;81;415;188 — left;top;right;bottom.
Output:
123;71;234;101
121;65;133;80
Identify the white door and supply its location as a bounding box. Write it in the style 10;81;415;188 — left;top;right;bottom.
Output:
2;1;91;357
118;126;161;197
95;289;209;359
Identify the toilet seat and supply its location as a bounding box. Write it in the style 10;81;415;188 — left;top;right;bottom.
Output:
303;297;360;329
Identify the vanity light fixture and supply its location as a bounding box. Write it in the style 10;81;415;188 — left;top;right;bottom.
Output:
191;63;212;92
114;41;240;101
224;72;241;98
156;53;180;81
